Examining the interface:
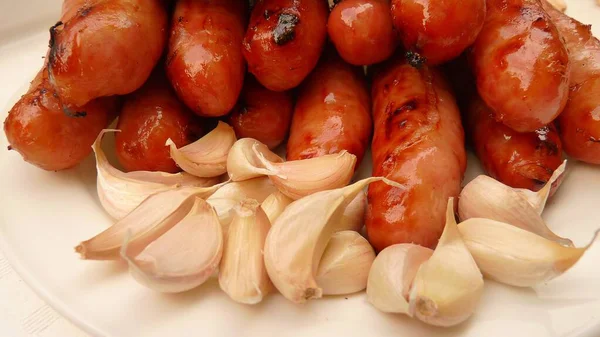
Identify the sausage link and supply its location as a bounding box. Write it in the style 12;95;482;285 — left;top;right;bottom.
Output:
228;76;294;149
166;0;247;117
366;58;466;251
470;0;570;132
243;0;328;91
286;52;372;165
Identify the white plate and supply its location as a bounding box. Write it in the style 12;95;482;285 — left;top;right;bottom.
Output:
1;2;600;337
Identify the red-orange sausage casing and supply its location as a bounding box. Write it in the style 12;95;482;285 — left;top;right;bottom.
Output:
286;53;372;165
366;59;466;251
166;0;247;117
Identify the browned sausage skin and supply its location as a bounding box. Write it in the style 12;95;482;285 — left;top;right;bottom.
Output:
470;0;570;133
390;0;485;66
4;70;119;171
328;0;396;66
286;52;372;165
542;1;600;164
243;0;328;91
115;71;203;173
166;0;247;117
366;57;466;252
48;0;168;108
228;76;294;149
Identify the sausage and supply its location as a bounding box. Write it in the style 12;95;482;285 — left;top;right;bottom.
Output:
48;0;168;108
542;1;600;164
228;76;294;149
166;0;247;117
286;52;372;165
366;58;466;251
243;0;328;91
115;71;203;173
327;0;396;66
468;96;563;191
4;69;119;171
470;0;570;133
390;0;485;66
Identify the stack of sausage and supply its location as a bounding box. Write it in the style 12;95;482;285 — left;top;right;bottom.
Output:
4;0;600;252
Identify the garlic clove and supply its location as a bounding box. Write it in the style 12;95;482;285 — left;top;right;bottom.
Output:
219;199;272;304
94;130;218;220
458;174;573;246
260;191;293;224
457;218;598;287
336;191;367;232
121;197;223;293
514;160;567;214
226;138;283;181
76;184;224;260
366;244;433;314
264;177;402;303
547;0;567;11
408;198;484;327
166;121;237;178
316;231;376;296
207;177;277;230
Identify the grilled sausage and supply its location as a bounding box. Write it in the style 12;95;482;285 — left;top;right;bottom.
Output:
366;57;466;251
243;0;328;91
470;0;570;132
286;52;372;165
166;0;247;117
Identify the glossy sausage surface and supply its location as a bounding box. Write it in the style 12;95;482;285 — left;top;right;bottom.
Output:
115;71;203;173
167;0;247;117
286;53;372;165
328;0;396;66
4;69;119;171
228;76;294;149
366;58;466;251
470;0;570;132
243;0;328;91
542;1;600;164
390;0;485;65
48;0;168;108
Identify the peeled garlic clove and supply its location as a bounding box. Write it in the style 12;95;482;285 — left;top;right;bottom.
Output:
76;185;224;260
459;174;573;246
94;130;218;220
264;177;402;303
166;121;237;178
121;198;223;293
226;138;283;181
408;198;484;327
458;218;598;287
219;199;272;304
260;191;293;224
257;150;357;200
514;160;567;214
207;177;276;229
366;244;433;313
316;231;375;295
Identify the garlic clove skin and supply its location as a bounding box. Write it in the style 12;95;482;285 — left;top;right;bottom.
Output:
260;191;293;224
94;130;219;220
121;197;223;293
263;177;402;304
256;150;357;200
226;138;283;181
366;244;433;314
76;184;224;260
336;191;367;232
166;121;237;178
316;231;375;296
514;160;567;214
457;218;598;287
408;198;484;327
207;177;276;230
219;199;272;304
458;174;573;246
